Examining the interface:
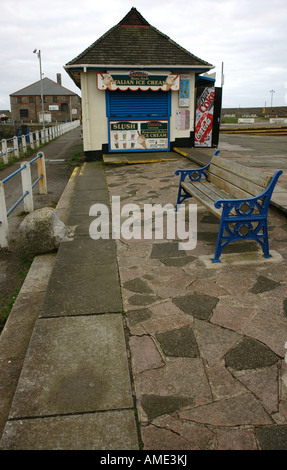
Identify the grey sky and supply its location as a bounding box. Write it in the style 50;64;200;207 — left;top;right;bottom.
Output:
1;0;286;110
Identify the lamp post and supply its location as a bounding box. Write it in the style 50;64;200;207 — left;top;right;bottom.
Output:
270;89;275;108
33;49;45;132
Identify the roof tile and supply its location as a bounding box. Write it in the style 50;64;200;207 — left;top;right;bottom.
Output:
66;8;212;68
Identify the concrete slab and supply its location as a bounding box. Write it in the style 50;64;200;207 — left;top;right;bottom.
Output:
56;167;79;224
55;237;117;266
7;314;133;419
0;410;139;450
70;188;109;202
39;260;122;316
19;254;56;294
104;151;179;165
75;176;108;191
198;250;283;268
0;254;56;438
69;192;109;213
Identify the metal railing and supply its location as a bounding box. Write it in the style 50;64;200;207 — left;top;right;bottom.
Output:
0;120;80;164
0;152;47;248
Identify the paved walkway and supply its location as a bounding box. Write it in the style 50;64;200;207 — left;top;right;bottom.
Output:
0;133;287;450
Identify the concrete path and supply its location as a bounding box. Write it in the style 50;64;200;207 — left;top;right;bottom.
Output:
0;131;287;450
0;158;139;450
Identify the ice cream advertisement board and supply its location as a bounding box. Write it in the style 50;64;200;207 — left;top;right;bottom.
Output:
98;72;180;91
109;120;169;151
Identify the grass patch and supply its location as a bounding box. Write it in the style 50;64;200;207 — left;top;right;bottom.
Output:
68;149;85;169
221;117;238;124
0;250;34;334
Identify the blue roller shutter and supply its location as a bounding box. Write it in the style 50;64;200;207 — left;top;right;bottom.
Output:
107;90;171;118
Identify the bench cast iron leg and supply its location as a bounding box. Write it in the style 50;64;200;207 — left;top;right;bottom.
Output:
211;217;271;263
211;220;224;263
176;186;192;211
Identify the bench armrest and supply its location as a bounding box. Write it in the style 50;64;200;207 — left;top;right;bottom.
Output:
175;150;220;183
214;169;283;217
175;163;210;183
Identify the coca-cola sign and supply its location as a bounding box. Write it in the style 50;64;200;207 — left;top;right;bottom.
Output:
194;87;215;147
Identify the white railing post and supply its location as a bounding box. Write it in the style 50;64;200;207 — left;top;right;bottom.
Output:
21;135;27;154
20;162;34;213
0;182;9;248
35;130;40;147
29;132;35;150
41;129;45;144
37;153;47;194
13;136;19;158
1;139;9;164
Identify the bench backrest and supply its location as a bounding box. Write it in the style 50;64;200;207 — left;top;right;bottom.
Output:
208;155;271;199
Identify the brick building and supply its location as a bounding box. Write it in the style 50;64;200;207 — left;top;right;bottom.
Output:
10;74;81;123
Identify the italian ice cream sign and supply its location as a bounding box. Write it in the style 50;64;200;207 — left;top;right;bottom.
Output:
98;71;180;91
109;120;169;151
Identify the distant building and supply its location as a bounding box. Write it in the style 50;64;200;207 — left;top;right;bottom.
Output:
10;74;81;123
0;110;11;122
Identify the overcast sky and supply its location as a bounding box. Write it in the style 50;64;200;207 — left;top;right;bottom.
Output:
1;0;287;111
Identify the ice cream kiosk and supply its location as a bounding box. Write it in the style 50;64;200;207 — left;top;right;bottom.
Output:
65;8;220;161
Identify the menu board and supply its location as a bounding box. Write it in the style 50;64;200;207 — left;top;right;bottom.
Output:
109;120;169;151
179;74;190;107
176;110;190;130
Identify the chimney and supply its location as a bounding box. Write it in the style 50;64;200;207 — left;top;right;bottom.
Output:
57;73;62;85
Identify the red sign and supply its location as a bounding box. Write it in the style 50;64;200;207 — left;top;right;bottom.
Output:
195;112;213;143
194;87;215;147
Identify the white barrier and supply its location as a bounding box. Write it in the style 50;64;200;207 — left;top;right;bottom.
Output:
1;120;80;165
238;118;255;124
269;118;287;124
0;152;47;248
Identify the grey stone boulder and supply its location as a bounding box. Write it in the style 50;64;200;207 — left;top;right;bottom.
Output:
20;207;71;255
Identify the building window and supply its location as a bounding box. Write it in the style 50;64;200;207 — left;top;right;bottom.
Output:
61;103;69;112
17;97;22;103
29;97;34;103
20;109;29;118
53;96;58;103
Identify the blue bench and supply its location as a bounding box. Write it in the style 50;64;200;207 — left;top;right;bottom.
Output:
175;150;283;262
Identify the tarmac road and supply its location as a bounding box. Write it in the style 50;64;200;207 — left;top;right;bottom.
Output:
218;133;287;167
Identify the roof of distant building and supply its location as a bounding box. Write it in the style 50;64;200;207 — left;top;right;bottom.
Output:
65;8;213;88
10;77;79;97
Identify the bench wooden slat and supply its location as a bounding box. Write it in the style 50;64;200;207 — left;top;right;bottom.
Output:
211;155;271;189
197;180;234;201
181;182;222;218
208;172;256;200
208;165;265;198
